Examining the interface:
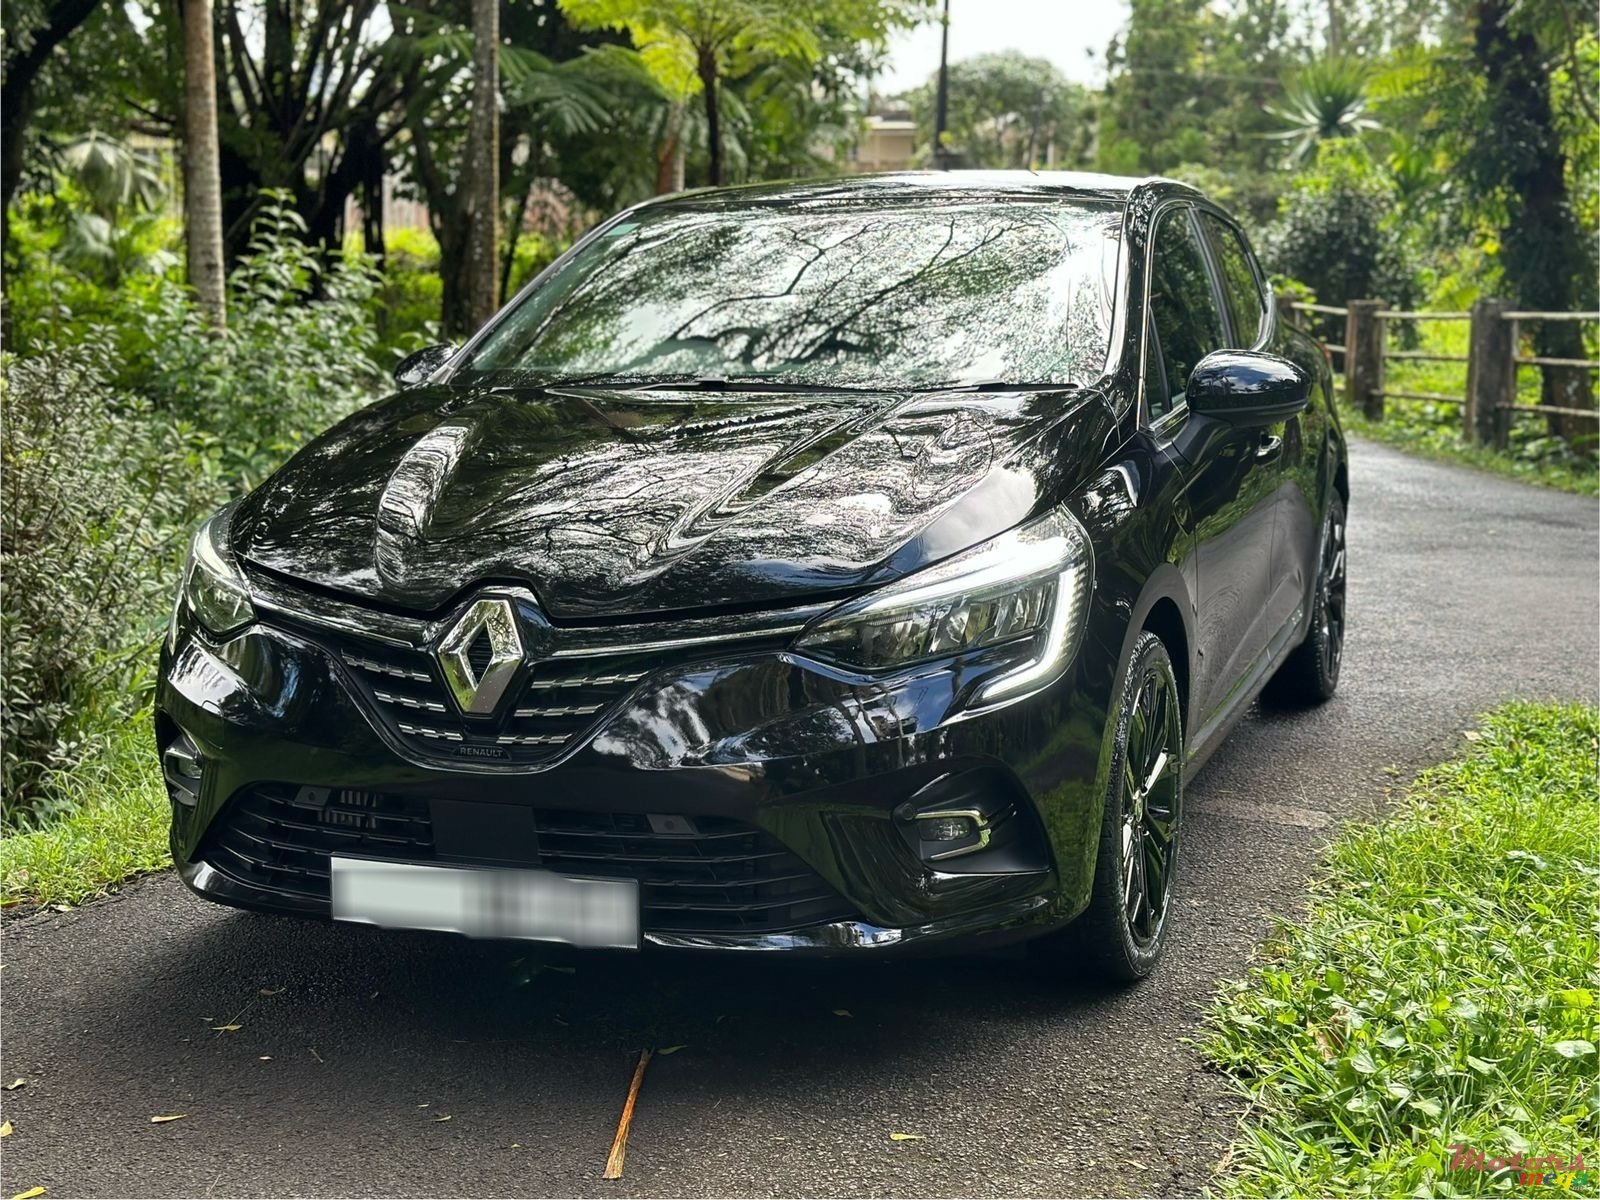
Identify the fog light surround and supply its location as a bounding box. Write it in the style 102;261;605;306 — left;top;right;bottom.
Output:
912;806;991;862
162;732;204;807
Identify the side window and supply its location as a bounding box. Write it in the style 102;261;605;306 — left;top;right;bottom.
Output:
1202;213;1267;348
1146;208;1227;422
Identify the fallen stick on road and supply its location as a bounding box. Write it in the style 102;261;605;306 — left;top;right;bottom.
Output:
603;1049;653;1180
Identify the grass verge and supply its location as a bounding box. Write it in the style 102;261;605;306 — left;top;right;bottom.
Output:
1;718;170;910
1201;701;1600;1196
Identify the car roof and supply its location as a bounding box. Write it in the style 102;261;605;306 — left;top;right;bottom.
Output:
650;170;1202;210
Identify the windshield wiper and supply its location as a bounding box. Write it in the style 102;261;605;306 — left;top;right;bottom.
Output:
914;379;1082;393
506;373;1083;395
554;374;903;395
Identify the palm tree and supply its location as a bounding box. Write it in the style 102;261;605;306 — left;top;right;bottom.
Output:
182;0;226;329
1265;57;1380;166
60;133;166;217
53;132;176;284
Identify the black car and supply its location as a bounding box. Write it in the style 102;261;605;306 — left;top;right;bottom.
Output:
157;171;1347;981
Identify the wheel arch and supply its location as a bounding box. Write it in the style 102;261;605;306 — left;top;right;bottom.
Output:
1115;563;1196;740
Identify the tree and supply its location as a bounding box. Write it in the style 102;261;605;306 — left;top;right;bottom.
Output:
1457;0;1596;437
51;133;175;284
1;0;104;266
199;0;419;261
1099;0;1232;174
182;0;226;328
901;50;1093;169
559;0;930;186
1098;0;1304;221
391;1;616;336
465;0;500;330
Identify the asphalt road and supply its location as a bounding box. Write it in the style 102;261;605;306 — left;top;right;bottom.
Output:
3;439;1596;1199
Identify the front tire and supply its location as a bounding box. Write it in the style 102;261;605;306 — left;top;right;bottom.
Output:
1035;631;1183;985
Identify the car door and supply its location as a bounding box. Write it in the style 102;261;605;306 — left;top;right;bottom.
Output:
1199;210;1312;642
1144;205;1279;729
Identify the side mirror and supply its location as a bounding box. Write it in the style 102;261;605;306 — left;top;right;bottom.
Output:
1186;350;1309;426
392;343;457;388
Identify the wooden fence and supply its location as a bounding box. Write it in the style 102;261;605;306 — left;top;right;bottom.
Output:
1279;296;1600;450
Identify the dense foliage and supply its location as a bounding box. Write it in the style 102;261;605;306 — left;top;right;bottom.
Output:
1263;143;1422;338
1;208;383;822
0;347;204;814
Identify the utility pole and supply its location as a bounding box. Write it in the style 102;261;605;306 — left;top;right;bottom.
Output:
933;0;951;169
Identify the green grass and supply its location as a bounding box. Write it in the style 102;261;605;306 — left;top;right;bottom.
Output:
1201;702;1600;1197
0;718;171;909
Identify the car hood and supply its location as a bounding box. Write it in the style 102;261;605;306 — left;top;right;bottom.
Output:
233;384;1106;620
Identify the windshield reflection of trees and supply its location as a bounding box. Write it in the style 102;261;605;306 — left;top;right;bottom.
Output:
474;202;1123;388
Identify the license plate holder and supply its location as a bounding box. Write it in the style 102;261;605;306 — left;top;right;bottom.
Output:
331;857;640;950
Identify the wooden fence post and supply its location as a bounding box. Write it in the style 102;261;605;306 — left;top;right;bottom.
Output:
1345;299;1385;420
1466;297;1513;450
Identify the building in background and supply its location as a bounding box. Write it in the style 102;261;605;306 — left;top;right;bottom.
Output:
841;107;919;173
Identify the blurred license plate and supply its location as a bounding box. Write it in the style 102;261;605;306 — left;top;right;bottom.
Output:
331;858;639;949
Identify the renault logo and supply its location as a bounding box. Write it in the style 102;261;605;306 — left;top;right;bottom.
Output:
435;597;524;716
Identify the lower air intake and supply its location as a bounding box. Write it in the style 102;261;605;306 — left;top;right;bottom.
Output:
201;785;856;936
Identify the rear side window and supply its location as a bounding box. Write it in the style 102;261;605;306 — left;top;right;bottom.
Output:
1147;208;1227;421
1202;213;1266;348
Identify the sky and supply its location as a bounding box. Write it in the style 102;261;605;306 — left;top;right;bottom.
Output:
873;0;1133;97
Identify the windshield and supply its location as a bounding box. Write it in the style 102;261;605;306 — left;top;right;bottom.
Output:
465;198;1124;390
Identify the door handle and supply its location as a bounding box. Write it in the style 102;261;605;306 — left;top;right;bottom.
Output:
1255;433;1283;462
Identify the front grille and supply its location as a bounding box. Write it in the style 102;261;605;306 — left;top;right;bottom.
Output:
331;637;784;765
202;785;857;935
203;786;433;899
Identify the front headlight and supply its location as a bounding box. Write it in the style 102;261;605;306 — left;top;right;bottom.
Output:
793;508;1093;704
168;503;255;649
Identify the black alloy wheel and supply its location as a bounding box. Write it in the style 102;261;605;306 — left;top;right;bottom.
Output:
1318;502;1347;684
1267;493;1347;706
1036;631;1184;984
1120;656;1182;951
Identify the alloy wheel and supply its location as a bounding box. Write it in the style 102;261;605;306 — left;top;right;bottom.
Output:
1320;512;1347;681
1120;665;1182;949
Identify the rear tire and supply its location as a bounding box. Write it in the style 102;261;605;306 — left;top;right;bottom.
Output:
1033;632;1183;985
1265;494;1346;707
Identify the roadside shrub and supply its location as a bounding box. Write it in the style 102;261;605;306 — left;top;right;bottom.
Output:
0;199;387;823
126;198;386;487
1263;143;1421;343
0;347;220;820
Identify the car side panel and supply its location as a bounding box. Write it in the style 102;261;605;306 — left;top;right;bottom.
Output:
1266;324;1340;627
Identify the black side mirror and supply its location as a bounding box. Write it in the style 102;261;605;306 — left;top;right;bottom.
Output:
392;343;457;388
1186;350;1309;426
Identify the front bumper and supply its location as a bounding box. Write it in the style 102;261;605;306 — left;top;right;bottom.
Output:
157;609;1119;954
